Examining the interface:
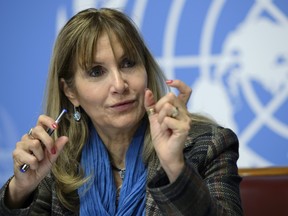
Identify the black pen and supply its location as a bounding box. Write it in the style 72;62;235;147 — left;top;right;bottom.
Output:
19;109;67;173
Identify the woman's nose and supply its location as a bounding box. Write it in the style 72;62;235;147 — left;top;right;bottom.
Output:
111;70;128;94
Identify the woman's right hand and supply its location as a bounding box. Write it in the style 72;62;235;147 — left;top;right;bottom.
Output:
6;114;68;208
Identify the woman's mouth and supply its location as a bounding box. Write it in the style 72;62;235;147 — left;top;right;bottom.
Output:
110;100;136;112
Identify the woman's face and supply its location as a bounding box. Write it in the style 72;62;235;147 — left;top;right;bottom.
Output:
66;32;147;133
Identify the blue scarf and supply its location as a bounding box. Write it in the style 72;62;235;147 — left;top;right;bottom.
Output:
78;121;147;216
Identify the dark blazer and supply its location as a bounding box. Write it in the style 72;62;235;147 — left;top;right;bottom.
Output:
0;122;243;216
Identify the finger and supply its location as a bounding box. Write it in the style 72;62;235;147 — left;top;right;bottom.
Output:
154;92;176;111
144;89;159;129
13;148;40;171
25;139;45;161
144;89;156;109
144;89;158;117
29;125;55;154
161;116;190;138
27;128;35;139
14;136;68;175
166;80;192;105
157;103;176;124
15;139;45;173
48;136;69;164
36;114;59;131
22;129;36;141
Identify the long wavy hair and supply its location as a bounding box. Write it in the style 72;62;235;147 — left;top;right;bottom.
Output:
44;8;215;212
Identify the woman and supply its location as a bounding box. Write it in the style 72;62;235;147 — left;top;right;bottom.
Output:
0;8;242;215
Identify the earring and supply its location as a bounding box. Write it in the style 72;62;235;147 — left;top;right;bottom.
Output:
73;106;81;121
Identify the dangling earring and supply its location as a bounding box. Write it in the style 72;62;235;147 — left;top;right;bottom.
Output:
73;106;81;121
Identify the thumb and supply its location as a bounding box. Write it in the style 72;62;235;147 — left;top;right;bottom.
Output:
144;89;156;109
49;136;69;163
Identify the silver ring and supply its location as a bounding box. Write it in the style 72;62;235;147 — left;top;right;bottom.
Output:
27;128;35;139
20;164;30;173
171;107;179;118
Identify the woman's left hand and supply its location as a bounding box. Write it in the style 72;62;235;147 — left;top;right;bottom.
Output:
144;80;192;182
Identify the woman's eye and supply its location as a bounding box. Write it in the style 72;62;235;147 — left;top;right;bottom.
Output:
121;58;135;68
88;66;105;77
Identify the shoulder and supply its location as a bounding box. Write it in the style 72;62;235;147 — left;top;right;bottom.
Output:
185;119;238;149
184;117;239;164
183;117;240;176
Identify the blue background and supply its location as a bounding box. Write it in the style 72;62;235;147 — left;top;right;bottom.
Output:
1;0;288;186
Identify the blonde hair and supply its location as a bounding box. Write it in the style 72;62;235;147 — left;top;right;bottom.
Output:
44;8;215;211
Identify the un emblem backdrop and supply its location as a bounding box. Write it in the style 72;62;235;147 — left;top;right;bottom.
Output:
0;0;287;186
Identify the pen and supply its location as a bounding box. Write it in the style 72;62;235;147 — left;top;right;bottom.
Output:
19;109;67;173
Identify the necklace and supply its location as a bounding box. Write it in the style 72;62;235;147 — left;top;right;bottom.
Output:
111;164;126;180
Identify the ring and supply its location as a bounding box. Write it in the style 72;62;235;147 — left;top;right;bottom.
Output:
27;128;35;139
147;108;155;116
171;107;179;118
20;164;30;173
